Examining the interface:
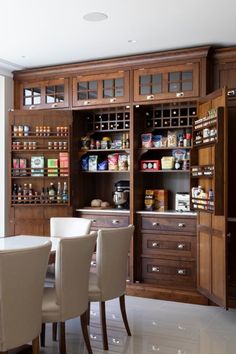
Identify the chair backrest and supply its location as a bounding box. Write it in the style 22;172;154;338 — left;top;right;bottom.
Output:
0;241;51;351
55;232;97;321
96;225;134;301
50;217;92;237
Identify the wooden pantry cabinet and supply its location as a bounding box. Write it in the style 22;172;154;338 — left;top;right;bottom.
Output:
11;45;223;305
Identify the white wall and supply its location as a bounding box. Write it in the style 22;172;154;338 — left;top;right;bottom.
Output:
0;75;13;235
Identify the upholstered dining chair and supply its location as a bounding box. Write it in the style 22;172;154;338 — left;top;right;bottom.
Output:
0;240;51;354
41;233;97;354
88;225;134;350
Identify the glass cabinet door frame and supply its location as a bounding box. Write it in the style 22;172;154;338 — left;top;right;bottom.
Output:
20;78;69;110
133;62;199;102
72;71;130;107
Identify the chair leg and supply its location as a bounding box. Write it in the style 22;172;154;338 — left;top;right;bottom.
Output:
52;322;57;341
32;336;40;354
119;294;131;336
80;311;93;354
100;301;109;350
40;323;46;347
59;321;66;354
87;302;91;325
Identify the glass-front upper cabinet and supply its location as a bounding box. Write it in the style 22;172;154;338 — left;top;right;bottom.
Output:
134;63;199;102
20;78;69;110
72;71;130;107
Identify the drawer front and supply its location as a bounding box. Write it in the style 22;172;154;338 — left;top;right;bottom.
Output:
80;214;129;228
142;216;196;234
142;258;196;288
142;233;196;259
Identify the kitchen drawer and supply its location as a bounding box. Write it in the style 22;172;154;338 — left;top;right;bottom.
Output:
142;258;196;288
81;213;129;228
142;233;196;259
141;216;196;235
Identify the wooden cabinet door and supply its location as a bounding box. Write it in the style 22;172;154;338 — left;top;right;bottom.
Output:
134;62;199;102
195;88;228;308
20;78;69;110
72;71;130;107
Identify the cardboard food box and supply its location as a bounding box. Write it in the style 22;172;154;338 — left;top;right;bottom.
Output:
47;158;58;176
144;189;168;212
31;156;44;176
59;152;69;176
19;158;27;176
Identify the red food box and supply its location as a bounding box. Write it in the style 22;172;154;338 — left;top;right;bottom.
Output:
59;152;69;176
141;160;161;170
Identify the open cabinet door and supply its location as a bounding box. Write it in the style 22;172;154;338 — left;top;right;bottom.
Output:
191;88;228;308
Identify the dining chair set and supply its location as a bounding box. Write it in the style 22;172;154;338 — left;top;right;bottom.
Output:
0;217;134;354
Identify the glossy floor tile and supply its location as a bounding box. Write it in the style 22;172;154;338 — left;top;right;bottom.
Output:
41;296;236;354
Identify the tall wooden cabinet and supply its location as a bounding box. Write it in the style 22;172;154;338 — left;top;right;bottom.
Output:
10;45;236;306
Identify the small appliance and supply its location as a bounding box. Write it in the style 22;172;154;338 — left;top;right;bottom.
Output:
175;193;190;211
113;180;130;209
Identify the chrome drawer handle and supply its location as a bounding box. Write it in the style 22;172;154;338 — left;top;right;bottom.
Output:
91;261;96;266
110;97;117;103
152;242;160;248
177;243;185;249
112;219;120;224
29;105;35;110
176;92;184;98
151;266;160;272
83;100;91;105
152;222;160;227
177;269;186;275
178;223;185;228
147;94;154;100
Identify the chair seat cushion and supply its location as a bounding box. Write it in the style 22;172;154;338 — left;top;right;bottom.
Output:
88;272;102;301
42;288;60;322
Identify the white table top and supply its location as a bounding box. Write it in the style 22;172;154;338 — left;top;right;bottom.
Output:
0;235;59;252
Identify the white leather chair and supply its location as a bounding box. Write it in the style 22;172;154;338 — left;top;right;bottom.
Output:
50;217;92;237
41;233;97;354
88;225;134;350
0;240;51;354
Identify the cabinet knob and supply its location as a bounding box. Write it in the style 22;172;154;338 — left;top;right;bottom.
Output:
151;266;160;272
152;222;160;227
178;223;185;228
83;100;91;105
227;89;236;96
152;242;160;248
112;219;120;224
176;92;184;98
51;103;58;108
110;98;117;103
146;94;154;100
177;269;186;275
177;243;185;249
29;105;35;110
92;219;97;223
90;261;96;266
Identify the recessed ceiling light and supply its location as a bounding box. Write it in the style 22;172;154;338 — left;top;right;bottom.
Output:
128;39;137;43
83;12;108;22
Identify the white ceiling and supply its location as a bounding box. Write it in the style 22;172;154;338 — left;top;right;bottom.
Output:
0;0;236;74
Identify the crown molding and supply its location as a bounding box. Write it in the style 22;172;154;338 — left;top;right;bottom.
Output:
0;58;24;78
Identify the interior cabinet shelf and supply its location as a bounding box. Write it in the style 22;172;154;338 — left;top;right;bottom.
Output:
81;170;129;173
139;170;190;173
80;148;130;153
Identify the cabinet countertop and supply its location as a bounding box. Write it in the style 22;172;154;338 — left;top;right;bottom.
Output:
136;210;197;217
76;208;130;214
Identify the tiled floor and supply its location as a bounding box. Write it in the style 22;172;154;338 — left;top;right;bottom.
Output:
42;296;236;354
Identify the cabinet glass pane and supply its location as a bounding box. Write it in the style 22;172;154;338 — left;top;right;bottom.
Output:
140;86;151;95
104;79;113;88
152;84;161;94
182;82;193;91
88;91;97;99
46;86;55;95
115;78;123;87
25;97;32;105
140;75;151;85
55;94;64;103
78;92;87;100
32;88;41;96
46;95;55;103
104;88;113;98
169;83;180;92
182;71;192;81
33;96;41;104
169;72;180;82
24;88;32;96
79;82;88;90
89;81;97;90
115;87;124;97
55;85;64;93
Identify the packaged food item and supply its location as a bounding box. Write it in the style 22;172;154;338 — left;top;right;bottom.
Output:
152;135;162;147
141;160;160;170
31;156;44;176
167;130;177;147
161;156;175;170
108;153;119;171
160;137;168;147
81;155;89;171
88;155;98;171
47;159;58;176
144;190;155;211
118;154;129;171
141;133;152;148
59;152;69;176
153;189;168;211
97;159;108;171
